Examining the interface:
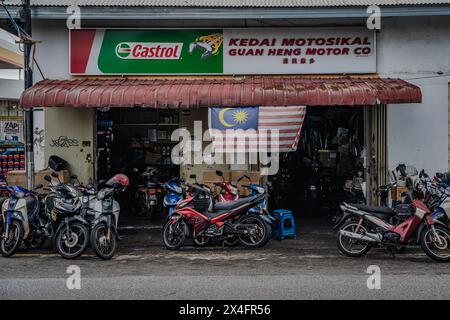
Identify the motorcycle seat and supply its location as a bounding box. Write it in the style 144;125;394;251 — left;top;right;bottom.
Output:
213;195;259;212
349;203;395;217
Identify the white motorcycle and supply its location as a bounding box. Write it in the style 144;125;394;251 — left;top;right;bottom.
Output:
79;174;129;260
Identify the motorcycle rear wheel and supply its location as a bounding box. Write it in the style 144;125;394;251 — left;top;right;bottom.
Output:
162;220;186;250
421;225;450;262
1;220;24;257
55;222;89;259
90;223;117;260
237;214;270;248
337;222;371;257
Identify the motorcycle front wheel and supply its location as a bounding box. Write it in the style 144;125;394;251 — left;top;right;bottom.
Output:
90;223;117;260
337;221;371;257
55;222;89;259
162;220;186;250
421;225;450;262
237;214;271;248
0;220;24;257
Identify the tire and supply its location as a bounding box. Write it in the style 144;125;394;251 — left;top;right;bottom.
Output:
1;220;24;257
337;221;371;257
162;219;186;250
90;223;117;260
237;214;270;248
24;235;47;250
55;222;89;259
420;225;450;262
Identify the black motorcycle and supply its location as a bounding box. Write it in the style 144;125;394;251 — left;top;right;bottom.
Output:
43;173;90;259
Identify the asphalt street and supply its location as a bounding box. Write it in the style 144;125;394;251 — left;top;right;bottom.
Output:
1;218;450;300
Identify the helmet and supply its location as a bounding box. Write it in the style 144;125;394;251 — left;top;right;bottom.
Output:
106;174;130;188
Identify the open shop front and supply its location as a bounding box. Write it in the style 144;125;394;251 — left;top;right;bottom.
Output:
20;77;421;224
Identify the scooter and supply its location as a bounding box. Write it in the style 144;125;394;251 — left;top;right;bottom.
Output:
335;199;450;262
42;173;90;259
162;183;272;250
79;174;129;260
163;178;185;217
0;184;44;257
214;170;240;202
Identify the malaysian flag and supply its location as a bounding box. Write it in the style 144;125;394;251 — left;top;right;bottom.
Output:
208;106;306;153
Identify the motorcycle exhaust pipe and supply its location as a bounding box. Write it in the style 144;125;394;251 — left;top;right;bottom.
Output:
339;230;381;243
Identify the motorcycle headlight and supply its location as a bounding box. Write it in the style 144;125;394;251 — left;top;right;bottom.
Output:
255;186;265;194
174;186;183;194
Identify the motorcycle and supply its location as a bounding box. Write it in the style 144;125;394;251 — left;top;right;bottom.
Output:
79;174;129;260
335;199;450;262
43;173;90;259
162;183;272;250
163;178;185;217
135;167;163;219
214;170;241;202
0;184;44;257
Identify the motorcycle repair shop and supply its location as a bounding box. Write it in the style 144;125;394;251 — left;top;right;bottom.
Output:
19;27;422;226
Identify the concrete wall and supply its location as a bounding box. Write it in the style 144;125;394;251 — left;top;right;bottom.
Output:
44;107;94;183
377;16;450;174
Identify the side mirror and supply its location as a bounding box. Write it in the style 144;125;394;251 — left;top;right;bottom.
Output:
215;170;223;177
44;175;52;182
34;184;43;190
51;172;59;178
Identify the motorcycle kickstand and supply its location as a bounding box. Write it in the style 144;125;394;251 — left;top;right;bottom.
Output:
388;247;396;259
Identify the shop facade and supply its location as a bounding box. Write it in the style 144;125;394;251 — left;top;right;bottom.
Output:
3;2;450;212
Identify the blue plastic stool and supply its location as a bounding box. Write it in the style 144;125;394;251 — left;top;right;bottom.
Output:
271;209;297;240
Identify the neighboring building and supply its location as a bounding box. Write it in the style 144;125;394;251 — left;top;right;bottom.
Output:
1;0;450;206
0;28;24;174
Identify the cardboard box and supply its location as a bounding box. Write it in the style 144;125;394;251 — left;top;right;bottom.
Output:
6;169;70;188
203;170;230;183
391;186;409;201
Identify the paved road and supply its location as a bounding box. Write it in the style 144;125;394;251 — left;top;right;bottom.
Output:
1;220;450;300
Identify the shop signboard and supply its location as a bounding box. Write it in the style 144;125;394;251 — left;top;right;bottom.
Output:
0;117;23;143
70;28;376;75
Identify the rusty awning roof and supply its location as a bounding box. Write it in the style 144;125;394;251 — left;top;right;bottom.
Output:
19;77;421;109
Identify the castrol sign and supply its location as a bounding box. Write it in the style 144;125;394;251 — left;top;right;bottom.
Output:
115;42;183;60
70;28;376;75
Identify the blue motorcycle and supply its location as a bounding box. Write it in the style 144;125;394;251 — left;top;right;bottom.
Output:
163;178;185;216
242;183;276;224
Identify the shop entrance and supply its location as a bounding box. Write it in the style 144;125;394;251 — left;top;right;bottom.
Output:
95;108;180;217
267;106;368;218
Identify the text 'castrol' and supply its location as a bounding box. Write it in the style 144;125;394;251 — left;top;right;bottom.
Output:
115;42;183;60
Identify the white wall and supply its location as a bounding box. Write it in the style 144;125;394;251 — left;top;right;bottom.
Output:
32;21;93;182
378;16;450;174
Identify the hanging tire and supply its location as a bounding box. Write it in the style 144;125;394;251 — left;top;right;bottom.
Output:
90;223;118;260
237;214;270;248
1;220;24;257
420;225;450;262
55;222;89;259
162;219;186;250
337;221;371;257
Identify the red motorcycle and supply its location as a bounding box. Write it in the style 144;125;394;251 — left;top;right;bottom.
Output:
162;183;271;250
335;199;450;262
213;170;250;202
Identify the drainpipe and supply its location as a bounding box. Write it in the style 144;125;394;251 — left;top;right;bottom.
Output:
20;0;34;190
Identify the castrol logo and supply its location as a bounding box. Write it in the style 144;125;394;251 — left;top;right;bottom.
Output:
115;42;183;60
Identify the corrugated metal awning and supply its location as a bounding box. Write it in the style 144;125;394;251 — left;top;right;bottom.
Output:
19;77;421;109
